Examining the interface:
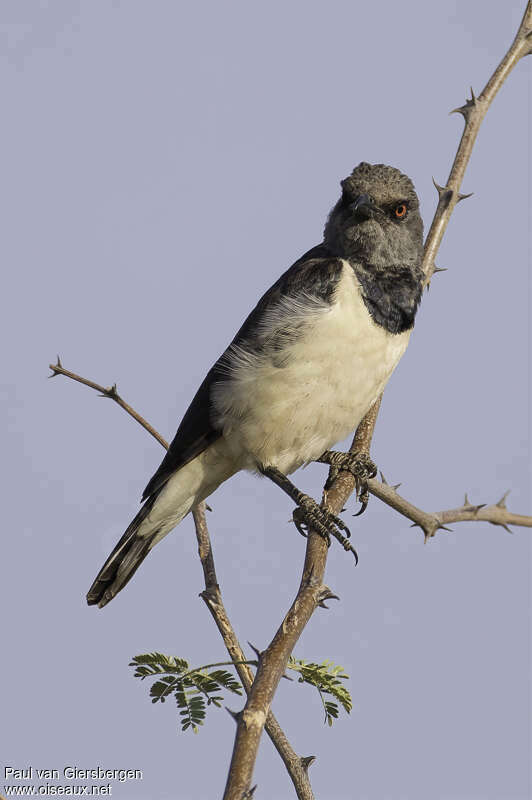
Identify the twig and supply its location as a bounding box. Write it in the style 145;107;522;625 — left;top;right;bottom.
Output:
48;356;169;449
49;358;315;800
193;505;317;800
368;480;532;541
423;0;532;285
223;508;331;799
354;1;532;472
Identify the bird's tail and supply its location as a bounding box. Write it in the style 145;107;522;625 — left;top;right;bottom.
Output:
87;441;237;608
86;496;160;608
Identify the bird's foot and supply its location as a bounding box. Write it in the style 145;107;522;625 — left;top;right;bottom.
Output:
260;464;358;562
321;451;377;516
292;495;358;563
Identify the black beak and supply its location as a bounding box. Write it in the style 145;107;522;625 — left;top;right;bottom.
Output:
350;193;378;219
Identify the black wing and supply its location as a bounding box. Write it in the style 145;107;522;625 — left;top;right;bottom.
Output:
142;244;342;501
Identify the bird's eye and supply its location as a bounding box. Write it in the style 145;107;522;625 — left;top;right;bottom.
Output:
394;203;408;220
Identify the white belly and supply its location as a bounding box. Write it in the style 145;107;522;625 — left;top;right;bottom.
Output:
212;261;411;474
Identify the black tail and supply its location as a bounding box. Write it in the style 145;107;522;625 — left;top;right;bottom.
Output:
87;496;158;608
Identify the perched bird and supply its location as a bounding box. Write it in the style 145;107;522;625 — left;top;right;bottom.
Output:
87;162;424;608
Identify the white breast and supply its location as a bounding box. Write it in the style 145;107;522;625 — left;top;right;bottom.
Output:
212;261;411;474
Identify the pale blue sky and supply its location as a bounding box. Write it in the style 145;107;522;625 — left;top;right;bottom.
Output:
1;2;530;798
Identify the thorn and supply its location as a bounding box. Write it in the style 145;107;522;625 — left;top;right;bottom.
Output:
489;520;513;534
281;672;294;682
247;642;262;660
300;755;317;773
242;785;258;799
98;383;118;400
412;521;437;542
48;355;63;378
496;490;511;508
205;503;213;512
432;179;454;212
432;177;449;200
457;191;473;202
225;707;241;724
438;525;453;533
450;105;466;118
379;472;401;491
317;586;340;609
424;522;442;542
463;493;486;514
450;87;478;119
426;265;447;288
199;588;218;606
465;503;487;514
317;597;340;610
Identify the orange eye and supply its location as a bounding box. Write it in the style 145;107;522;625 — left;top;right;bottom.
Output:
394;203;407;219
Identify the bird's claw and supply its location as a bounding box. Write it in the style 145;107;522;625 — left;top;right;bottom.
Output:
292;495;358;563
334;452;377;516
353;485;370;516
353;454;376;515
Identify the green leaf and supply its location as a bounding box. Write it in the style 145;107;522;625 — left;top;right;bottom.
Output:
176;689;207;733
287;657;353;725
324;700;340;726
129;653;188;679
130;651;352;732
150;676;179;703
130;653;246;734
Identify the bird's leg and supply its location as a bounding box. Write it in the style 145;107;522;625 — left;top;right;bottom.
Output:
317;451;377;516
260;465;357;562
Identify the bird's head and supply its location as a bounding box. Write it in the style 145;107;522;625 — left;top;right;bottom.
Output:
324;162;423;269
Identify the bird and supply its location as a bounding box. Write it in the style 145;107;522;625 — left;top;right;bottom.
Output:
87;162;424;608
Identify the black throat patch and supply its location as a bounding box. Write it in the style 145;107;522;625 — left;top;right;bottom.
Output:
348;259;424;334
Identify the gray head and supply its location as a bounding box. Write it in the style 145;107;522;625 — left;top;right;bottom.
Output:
324;162;423;269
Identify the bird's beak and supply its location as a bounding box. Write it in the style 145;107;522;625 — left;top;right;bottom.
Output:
350;194;378;219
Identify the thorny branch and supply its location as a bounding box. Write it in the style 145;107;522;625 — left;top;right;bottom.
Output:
222;4;532;797
48;356;169;449
49;355;530;800
356;0;532;520
193;504;317;800
358;0;532;451
49;358;316;800
49;4;532;797
49;358;531;543
423;0;532;284
369;478;532;541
